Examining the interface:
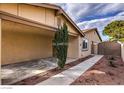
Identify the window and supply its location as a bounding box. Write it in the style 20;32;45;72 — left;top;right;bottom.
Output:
82;39;88;51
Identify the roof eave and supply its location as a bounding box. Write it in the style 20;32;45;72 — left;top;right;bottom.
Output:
26;3;85;37
83;28;102;42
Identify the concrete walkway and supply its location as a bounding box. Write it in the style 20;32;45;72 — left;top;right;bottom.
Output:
37;55;103;85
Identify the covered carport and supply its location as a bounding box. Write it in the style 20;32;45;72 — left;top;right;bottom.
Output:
1;19;55;65
1;21;80;65
1;16;81;85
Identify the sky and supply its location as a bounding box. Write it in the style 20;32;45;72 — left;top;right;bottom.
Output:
56;3;124;41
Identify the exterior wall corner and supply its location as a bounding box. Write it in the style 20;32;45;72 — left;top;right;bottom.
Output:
0;18;1;85
121;43;124;62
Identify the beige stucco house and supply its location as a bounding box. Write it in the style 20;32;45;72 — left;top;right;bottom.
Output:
81;28;102;57
0;3;102;65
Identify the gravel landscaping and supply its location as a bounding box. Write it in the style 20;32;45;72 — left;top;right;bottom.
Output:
71;56;124;85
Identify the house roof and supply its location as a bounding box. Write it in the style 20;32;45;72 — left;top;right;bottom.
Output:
82;28;102;42
27;3;85;37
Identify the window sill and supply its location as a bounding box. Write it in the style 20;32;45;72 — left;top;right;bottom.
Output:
82;49;89;51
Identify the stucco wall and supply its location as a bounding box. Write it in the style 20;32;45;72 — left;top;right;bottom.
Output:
0;3;83;64
121;43;124;62
0;3;18;15
2;30;53;65
1;32;80;65
78;36;83;58
1;19;81;65
0;3;57;27
0;19;1;84
68;36;79;58
0;3;79;36
60;16;78;35
18;4;46;24
81;39;92;58
81;30;101;57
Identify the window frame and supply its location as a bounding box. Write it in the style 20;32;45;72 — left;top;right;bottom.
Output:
82;38;89;51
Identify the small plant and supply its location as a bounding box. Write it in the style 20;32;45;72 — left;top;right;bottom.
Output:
109;60;116;68
107;56;117;68
109;56;115;60
110;57;115;60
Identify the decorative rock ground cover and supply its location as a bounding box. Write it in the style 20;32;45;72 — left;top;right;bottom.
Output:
71;56;124;85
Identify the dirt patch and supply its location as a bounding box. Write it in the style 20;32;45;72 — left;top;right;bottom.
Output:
12;55;93;85
71;56;124;85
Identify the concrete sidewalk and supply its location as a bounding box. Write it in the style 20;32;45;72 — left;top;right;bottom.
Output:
37;55;103;85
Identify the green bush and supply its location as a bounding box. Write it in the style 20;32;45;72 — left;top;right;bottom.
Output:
109;56;115;60
52;23;69;69
109;60;116;68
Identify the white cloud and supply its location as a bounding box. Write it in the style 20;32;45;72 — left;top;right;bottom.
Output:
57;3;124;22
57;3;96;21
77;12;124;29
117;12;124;16
57;3;124;41
77;12;124;41
97;4;124;15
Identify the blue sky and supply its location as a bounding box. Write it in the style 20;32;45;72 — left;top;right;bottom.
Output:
56;3;124;41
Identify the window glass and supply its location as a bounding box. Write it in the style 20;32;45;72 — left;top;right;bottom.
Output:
82;39;88;50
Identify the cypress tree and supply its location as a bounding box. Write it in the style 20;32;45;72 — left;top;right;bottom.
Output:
52;23;69;69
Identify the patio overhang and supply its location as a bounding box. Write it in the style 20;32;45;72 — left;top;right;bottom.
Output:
0;11;79;37
0;11;57;32
2;20;56;37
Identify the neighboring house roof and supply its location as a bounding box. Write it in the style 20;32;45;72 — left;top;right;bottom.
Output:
27;3;85;36
82;28;102;42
